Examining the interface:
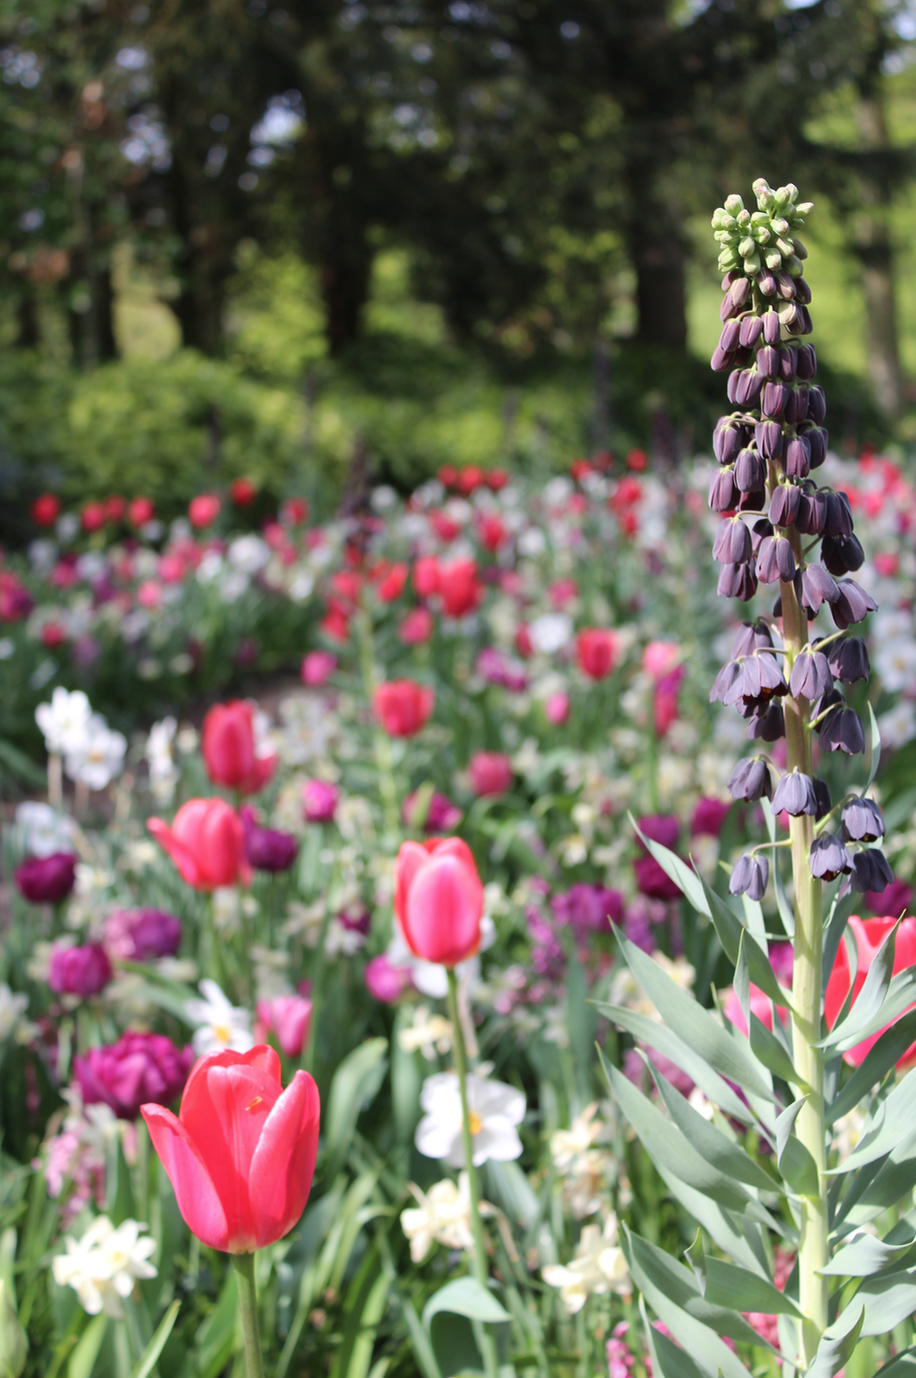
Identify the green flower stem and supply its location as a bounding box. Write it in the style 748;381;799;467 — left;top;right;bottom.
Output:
780;537;828;1364
355;608;400;843
446;967;500;1378
232;1252;266;1378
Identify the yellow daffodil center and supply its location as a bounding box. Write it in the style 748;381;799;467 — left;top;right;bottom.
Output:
468;1111;483;1136
214;1023;232;1044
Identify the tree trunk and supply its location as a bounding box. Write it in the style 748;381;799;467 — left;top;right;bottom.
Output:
321;251;371;356
15;293;39;349
623;156;688;352
851;88;903;419
94;261;118;362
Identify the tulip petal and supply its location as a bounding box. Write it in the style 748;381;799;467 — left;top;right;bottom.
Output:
141;1104;229;1251
249;1070;320;1249
147;818;204;889
181;1058;282;1249
394;841;429;924
402;852;483;966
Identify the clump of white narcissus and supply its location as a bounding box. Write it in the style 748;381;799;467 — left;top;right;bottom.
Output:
52;1216;157;1317
542;1214;631;1314
35;687;127;792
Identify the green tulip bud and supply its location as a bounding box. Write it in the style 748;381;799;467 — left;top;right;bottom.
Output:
743;251;761;274
753;226;771;244
750;211;769;226
739;236;756;257
718;249;739;270
771;216;789;235
793;238;808;259
0;1282;26;1378
785;255;804;278
765;247;783;271
736;208;751;226
776;236;795;258
724;194;744;216
797;201;814;216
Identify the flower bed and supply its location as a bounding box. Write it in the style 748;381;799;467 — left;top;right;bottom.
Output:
1;427;915;1375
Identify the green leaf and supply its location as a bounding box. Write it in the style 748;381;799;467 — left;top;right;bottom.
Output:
595;1004;755;1126
749;1012;800;1087
836;1142;916;1230
566;951;594;1099
483;1161;540;1232
330;1246;390;1378
764;805;794;938
853;1264;916;1337
818;919;900;1051
684;1230;706;1292
703;1258;802;1317
194;1271;239;1378
827;1007;916;1126
651;1064;780;1196
398;1297;442;1378
867;1347;916;1378
775;1097;807;1161
622;1226;767;1369
821;967;916;1056
866;701;881;791
326;1038;388;1173
603;1056;775;1220
67;1315;107;1378
642;1296;713;1378
826;1068;916;1175
822;892;856;995
805;1304;864;1378
129;1300;180;1378
423;1278;510;1329
821;1233;915;1277
613;931;776;1102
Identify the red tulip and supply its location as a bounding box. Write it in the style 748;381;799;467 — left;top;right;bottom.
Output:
142;1046;319;1254
189;494;221;529
577;628;621;680
826;916;916;1068
413;556;440;600
31;493;61;527
373;681;435;737
477;514;507;552
457;465;485;495
375;562;409;602
301;650;337;686
202;701;277;795
469;751;513;798
438;558;481;618
230;477;258;507
485;468;509;491
104;495;126;524
128;496;155;526
394;837;484;966
148;798;252;891
81;501;107;533
281;497;309;526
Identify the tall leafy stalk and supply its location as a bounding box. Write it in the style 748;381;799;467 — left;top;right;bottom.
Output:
600;181;913;1378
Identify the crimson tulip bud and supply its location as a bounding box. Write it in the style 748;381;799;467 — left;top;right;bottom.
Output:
576;628;621;680
142;1046;320;1253
394;837;484;967
202;701;277;795
373;680;435;737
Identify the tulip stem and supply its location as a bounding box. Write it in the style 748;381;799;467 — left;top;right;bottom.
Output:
233;1252;266;1378
355;608;400;843
446;968;501;1378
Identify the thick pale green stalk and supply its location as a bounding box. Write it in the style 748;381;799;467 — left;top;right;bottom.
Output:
232;1252;266;1378
446;968;501;1378
779;545;828;1365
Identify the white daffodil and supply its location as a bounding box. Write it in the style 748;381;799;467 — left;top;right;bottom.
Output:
35;687;92;755
551;1103;605;1171
401;1173;477;1262
12;801;75;859
185;979;253;1056
52;1216;157;1318
416;1071;525;1167
145;716;178;801
542;1216;631;1314
63;714;127;791
0;985;28;1043
398;1007;453;1059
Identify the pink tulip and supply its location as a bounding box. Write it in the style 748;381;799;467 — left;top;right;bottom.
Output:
148;798;251;891
256;995;313;1058
394;838;484;967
